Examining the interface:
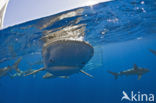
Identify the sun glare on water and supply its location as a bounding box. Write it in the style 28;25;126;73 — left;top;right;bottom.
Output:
84;0;111;6
85;0;98;6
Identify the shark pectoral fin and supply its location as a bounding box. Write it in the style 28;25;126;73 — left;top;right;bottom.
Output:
80;70;94;78
59;76;69;79
24;67;45;76
138;75;142;80
42;72;55;79
134;64;138;70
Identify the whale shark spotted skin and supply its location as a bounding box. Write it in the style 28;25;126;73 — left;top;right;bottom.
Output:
25;40;94;78
108;64;149;80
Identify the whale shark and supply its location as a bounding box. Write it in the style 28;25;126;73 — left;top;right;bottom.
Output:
0;58;22;78
25;40;94;79
108;64;149;80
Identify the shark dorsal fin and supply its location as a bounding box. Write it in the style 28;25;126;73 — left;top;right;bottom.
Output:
134;64;138;70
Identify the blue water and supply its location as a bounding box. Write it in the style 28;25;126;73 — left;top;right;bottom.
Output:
0;0;156;103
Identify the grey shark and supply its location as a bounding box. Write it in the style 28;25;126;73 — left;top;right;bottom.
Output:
25;40;94;79
149;49;156;56
0;58;22;78
108;64;149;80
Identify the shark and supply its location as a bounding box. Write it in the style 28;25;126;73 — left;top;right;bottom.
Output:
108;64;149;80
0;58;22;78
149;49;156;56
25;40;94;79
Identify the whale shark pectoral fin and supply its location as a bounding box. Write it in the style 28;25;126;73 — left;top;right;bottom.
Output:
42;72;56;79
80;70;94;78
24;67;45;76
134;64;138;70
138;75;142;80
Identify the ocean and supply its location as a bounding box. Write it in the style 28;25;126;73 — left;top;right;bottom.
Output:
0;0;156;103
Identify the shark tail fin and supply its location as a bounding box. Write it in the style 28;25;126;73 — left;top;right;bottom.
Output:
11;57;22;73
107;71;119;80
